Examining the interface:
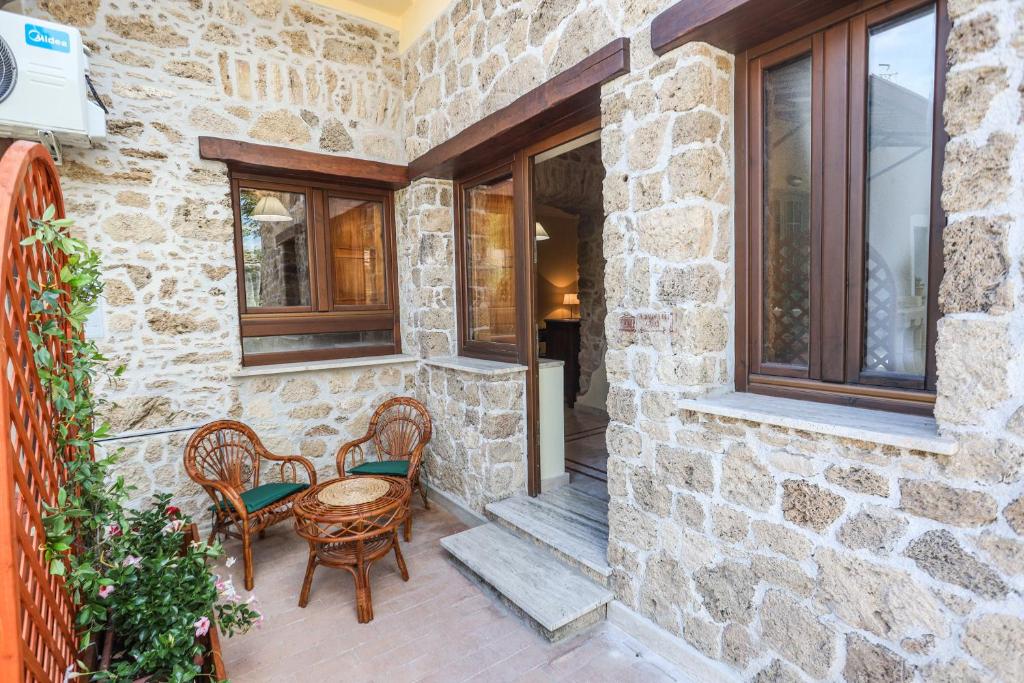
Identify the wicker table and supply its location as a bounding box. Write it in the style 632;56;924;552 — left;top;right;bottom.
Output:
292;476;411;623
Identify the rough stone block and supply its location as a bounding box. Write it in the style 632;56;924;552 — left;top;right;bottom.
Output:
843;634;913;683
816;548;947;639
900;479;998;527
782;480;845;532
760;590;834;678
694;561;756;624
905;529;1008;598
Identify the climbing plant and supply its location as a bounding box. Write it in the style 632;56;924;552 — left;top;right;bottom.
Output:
26;208;258;681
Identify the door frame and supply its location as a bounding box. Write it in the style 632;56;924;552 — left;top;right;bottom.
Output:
517;117;602;496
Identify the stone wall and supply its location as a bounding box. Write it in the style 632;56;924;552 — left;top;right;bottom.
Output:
22;0;408;520
401;0;648;159
415;363;527;513
397;178;457;358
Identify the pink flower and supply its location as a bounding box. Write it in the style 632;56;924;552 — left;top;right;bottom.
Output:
252;610;264;629
194;616;211;638
98;585;115;599
104;523;122;538
122;555;141;568
165;505;180;518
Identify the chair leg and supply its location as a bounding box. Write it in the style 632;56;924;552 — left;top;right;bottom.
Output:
404;513;412;543
207;517;218;545
298;544;317;608
241;521;254;591
393;530;409;582
417;476;429;509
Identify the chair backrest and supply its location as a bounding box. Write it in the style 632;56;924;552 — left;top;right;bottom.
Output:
184;421;263;491
369;397;432;462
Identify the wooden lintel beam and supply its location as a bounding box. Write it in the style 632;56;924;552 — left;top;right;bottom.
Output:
198;137;409;190
651;0;858;56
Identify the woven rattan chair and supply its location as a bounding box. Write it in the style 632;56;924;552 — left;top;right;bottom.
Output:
184;421;317;590
335;397;432;541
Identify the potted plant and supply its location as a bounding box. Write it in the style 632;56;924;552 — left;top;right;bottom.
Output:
79;496;259;682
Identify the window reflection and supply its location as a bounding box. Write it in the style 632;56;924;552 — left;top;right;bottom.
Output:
239;188;311;309
762;54;812;367
465;176;516;345
329;197;386;306
862;6;936;378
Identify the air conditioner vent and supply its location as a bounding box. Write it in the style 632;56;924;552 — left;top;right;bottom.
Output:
0;37;15;104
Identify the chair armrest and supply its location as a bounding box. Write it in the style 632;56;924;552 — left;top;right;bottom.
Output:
259;449;318;487
407;442;428;483
200;479;247;520
335;433;374;476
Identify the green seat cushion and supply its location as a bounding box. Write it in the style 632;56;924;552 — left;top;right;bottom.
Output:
211;482;308;514
348;460;409;477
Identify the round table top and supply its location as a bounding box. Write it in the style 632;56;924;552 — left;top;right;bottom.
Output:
294;476;410;529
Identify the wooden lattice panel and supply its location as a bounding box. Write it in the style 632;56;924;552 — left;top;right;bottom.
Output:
762;193;811;366
0;141;77;683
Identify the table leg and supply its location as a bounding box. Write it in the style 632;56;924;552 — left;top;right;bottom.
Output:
355;560;373;623
298;543;317;608
393;530;409;581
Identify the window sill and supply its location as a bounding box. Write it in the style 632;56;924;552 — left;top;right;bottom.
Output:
422;356;527;376
233;353;418;378
680;392;957;455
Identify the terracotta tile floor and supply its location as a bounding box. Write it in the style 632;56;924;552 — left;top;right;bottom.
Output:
213;497;682;682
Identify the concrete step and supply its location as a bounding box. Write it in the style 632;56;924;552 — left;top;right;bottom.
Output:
485;487;610;585
440;523;613;642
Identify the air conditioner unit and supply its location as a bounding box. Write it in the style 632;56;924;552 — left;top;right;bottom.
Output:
0;10;106;157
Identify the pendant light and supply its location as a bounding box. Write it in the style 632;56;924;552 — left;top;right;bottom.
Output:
251;195;292;222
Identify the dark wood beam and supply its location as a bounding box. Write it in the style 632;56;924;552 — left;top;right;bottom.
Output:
651;0;858;55
198;137;409;189
408;37;630;181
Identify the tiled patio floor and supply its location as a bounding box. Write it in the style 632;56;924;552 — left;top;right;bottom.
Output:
214;496;682;682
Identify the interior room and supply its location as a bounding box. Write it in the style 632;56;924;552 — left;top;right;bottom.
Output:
533;135;608;498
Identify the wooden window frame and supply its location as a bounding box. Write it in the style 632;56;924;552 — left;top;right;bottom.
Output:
735;0;949;415
230;170;401;366
454;161;521;363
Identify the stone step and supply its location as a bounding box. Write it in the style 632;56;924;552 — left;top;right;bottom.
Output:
485;488;610;585
441;523;613;642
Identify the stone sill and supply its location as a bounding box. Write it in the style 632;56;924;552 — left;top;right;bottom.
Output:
422;355;527;376
679;392;957;455
232;353;418;378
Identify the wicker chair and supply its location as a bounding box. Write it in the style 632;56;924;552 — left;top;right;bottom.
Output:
336;397;432;541
184;421;317;590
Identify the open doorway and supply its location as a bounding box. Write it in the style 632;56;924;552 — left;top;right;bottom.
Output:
532;131;608;500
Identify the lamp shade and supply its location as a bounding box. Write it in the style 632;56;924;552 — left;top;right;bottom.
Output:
535;221;550;241
251;195;292;222
562;292;580;306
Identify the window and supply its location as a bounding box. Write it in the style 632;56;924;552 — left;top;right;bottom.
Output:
230;173;400;365
737;0;947;414
455;165;519;361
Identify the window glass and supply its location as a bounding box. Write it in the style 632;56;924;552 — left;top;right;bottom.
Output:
241;330;393;356
862;6;936;378
465;176;516;345
328;197;387;306
762;54;812;367
239;187;311;308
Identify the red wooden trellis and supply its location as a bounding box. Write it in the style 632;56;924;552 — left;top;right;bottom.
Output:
0;141;78;683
